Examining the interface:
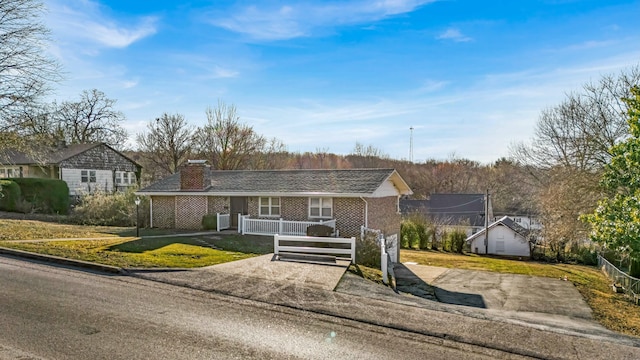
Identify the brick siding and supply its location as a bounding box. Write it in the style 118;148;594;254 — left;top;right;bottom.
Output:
207;196;229;215
280;197;308;220
367;196;401;237
334;198;365;238
152;196;175;228
154;194;397;236
176;196;207;229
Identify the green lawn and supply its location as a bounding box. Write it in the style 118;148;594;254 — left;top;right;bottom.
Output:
0;218;225;241
0;233;274;268
401;249;640;338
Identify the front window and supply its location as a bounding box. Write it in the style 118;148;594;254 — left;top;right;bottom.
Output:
259;197;280;217
309;197;332;218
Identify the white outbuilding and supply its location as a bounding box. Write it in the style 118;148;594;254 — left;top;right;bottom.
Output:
466;216;531;257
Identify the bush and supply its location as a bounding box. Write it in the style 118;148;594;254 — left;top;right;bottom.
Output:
416;222;431;250
71;188;148;227
400;220;416;249
356;232;381;268
0;180;21;212
9;178;69;214
202;214;217;230
448;230;467;254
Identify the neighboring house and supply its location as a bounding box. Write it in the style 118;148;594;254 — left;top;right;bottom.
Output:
493;215;542;231
400;193;493;235
466;215;531;257
136;163;413;238
0;143;141;196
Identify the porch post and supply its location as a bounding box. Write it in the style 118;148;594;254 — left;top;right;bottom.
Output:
279;218;283;234
216;213;221;232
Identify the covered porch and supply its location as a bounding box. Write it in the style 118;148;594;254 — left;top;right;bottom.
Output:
216;213;337;237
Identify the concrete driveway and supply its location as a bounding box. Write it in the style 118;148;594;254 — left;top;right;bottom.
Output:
424;266;593;318
427;267;592;318
394;263;605;336
203;254;351;291
130;253;351;294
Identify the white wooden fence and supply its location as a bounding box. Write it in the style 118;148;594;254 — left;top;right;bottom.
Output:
216;213;230;232
241;217;336;236
361;225;397;285
274;234;356;264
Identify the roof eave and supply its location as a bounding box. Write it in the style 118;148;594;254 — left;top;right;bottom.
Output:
136;191;376;197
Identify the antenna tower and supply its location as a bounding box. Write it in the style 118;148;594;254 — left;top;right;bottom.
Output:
409;126;414;162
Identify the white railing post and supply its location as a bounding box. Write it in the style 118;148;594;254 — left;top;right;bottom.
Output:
279;218;283;235
350;237;356;264
274;234;280;256
381;240;388;284
216;213;220;232
241;215;246;235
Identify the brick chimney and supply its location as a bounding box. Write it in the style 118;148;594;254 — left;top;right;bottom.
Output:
180;160;207;190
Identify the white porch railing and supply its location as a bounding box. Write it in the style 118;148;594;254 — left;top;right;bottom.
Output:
241;217;336;236
274;234;356;264
216;213;230;232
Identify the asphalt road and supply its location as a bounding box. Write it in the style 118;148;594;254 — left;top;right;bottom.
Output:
0;256;523;360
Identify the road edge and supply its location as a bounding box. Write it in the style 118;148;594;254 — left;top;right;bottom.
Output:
0;246;124;274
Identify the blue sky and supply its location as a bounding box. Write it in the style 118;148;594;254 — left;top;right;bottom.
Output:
43;0;640;163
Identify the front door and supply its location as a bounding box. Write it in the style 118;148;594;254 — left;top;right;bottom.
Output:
230;197;248;228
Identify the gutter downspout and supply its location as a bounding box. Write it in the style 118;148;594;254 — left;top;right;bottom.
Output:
360;197;368;228
149;197;154;228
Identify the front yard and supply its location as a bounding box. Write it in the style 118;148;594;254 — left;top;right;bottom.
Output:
401;249;640;338
0;218;274;268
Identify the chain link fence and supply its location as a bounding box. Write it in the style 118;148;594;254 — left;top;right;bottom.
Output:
598;255;639;305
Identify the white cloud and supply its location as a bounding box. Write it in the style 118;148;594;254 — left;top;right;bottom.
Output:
46;0;158;49
122;79;139;89
207;0;435;40
436;28;472;42
212;66;240;79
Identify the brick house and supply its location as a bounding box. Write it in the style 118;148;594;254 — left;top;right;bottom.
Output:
0;143;141;196
136;163;413;238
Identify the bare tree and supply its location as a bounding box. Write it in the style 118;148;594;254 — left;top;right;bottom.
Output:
54;89;128;147
0;0;61;131
250;137;289;169
510;67;640;259
136;113;194;180
315;147;330;168
512;66;640;171
348;142;388;168
193;101;267;170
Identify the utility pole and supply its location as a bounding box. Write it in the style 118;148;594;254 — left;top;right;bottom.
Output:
409;126;414;163
484;189;489;254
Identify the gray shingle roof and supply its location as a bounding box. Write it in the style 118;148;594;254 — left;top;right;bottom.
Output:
400;194;487;227
139;168;400;195
1;143;103;165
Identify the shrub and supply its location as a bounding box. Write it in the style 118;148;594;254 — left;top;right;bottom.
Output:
416;221;430;250
448;230;467;254
202;214;217;230
9;178;69;214
0;180;21;212
356;232;381;268
401;220;417;249
71;188;148;227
